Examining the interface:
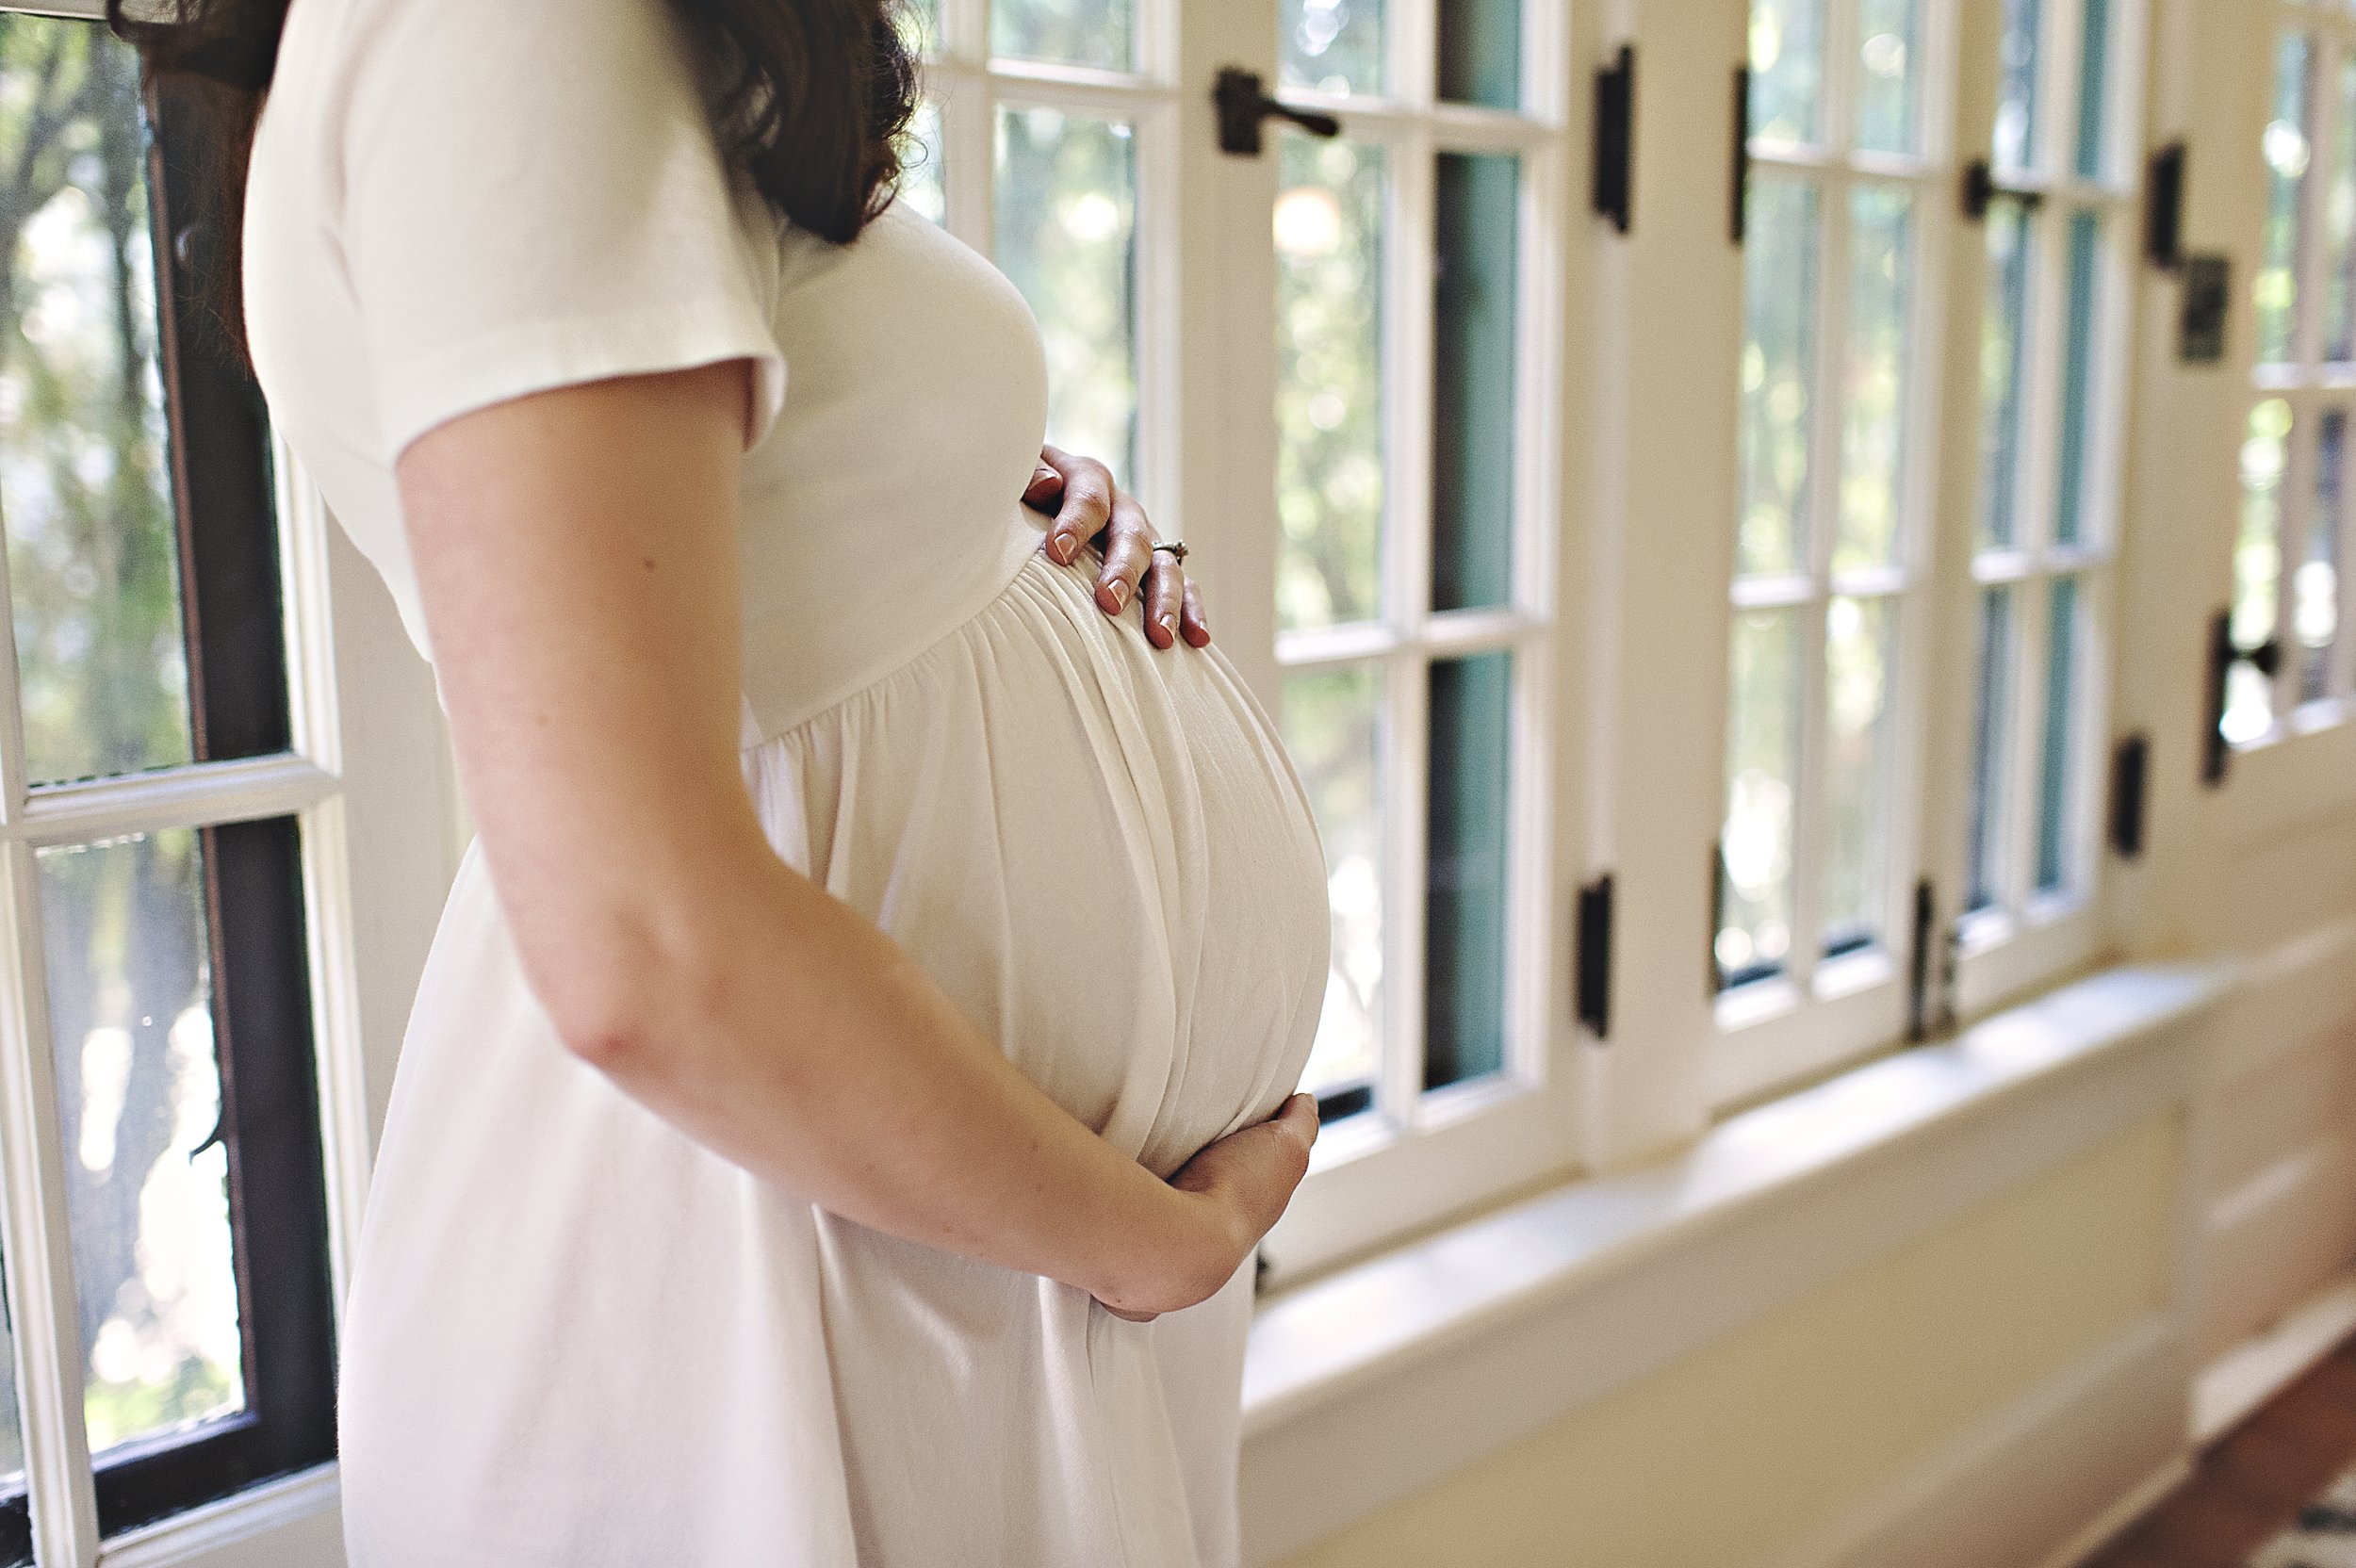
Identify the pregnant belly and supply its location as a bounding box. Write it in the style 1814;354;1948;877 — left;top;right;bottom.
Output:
742;550;1331;1176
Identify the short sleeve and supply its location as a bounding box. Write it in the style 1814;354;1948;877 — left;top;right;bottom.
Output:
332;0;788;464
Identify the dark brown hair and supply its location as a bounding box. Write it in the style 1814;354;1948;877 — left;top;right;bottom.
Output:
106;0;919;360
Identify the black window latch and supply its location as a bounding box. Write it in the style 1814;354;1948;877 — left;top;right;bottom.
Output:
1214;67;1340;156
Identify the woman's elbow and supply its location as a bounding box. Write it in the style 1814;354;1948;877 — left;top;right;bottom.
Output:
523;912;720;1078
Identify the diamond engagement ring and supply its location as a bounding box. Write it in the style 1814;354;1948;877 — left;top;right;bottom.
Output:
1151;540;1188;562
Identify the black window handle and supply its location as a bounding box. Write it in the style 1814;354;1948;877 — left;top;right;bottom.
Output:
1215;66;1341;156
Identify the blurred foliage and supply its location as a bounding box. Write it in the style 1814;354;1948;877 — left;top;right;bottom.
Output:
1977;199;2031;552
1993;0;2039;168
1817;596;1892;954
1717;608;1799;984
2259;33;2312;368
0;18;188;787
992;0;1130;71
1281;0;1384;97
1747;0;1823;145
1736;176;1815;580
1280;663;1382;1099
1275;134;1383;631
1853;0;1919;155
1837;183;1909;574
0;15;245;1468
994;105;1137;482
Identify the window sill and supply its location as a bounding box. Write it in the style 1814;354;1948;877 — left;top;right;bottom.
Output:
1240;960;2229;1558
100;1464;339;1568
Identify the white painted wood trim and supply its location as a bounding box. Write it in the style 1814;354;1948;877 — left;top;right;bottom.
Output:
1248;959;2223;1442
1751;1316;2184;1568
98;1466;339;1568
2193;1264;2356;1442
2202;914;2356;1088
2040;1458;2199;1568
1243;962;2222;1563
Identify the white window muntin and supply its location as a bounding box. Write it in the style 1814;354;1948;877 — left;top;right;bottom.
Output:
1711;0;1956;1106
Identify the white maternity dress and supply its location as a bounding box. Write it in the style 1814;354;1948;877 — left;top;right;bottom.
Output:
237;0;1332;1562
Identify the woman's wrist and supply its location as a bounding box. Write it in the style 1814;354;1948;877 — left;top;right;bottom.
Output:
1085;1179;1239;1318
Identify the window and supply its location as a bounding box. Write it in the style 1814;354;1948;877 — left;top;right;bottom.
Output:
900;0;1165;492
1263;0;1576;1276
1270;3;1552;1124
2231;3;2356;745
1716;0;2138;1095
896;0;1578;1280
0;18;346;1558
1950;0;2133;1013
1718;0;1943;1091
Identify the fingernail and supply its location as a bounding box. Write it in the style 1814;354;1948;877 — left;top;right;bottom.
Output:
1107;580;1130;612
1049;532;1076;564
1159;613;1176;640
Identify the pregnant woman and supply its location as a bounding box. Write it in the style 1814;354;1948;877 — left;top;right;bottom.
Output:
113;0;1333;1561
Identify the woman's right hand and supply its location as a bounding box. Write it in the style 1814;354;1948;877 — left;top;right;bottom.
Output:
1095;1093;1321;1322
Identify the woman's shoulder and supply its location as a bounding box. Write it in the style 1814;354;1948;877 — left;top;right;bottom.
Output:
285;0;696;106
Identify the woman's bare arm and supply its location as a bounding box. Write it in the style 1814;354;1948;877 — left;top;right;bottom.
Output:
394;360;1313;1317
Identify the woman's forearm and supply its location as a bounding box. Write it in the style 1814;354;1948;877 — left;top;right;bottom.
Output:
532;828;1233;1314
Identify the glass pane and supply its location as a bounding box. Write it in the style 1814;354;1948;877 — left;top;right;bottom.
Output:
2259;34;2315;368
1424;652;1511;1091
1854;0;1920;156
2053;208;2102;547
2326;58;2356;362
2229;397;2290;743
1432;152;1517;613
1965;586;2017;914
1820;595;1896;957
994;106;1137;482
1438;0;1519;109
0;20;196;787
1978;199;2035;552
991;0;1131;72
1993;0;2041;171
1749;0;1826;145
1282;0;1385;97
40;828;245;1455
1837;184;1912;573
1277;134;1385;632
2299;406;2345;703
1718;609;1804;988
1738;177;1820;579
1283;664;1384;1109
899;100;945;227
2072;0;2111;179
2035;578;2084;893
896;0;939;54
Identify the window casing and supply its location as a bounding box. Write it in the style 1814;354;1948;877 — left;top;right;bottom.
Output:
0;22;355;1560
1946;0;2140;1021
2229;2;2356;751
1716;0;1957;1101
1714;0;2143;1102
1261;0;1571;1267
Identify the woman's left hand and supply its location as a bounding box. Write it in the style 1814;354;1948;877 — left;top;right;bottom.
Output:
1024;444;1210;651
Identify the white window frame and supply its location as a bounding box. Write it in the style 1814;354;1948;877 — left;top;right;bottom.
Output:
1938;0;2148;1025
1710;0;1963;1106
917;0;1184;509
0;18;452;1564
2233;1;2356;752
915;0;1585;1282
1248;0;1582;1282
0;444;375;1563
